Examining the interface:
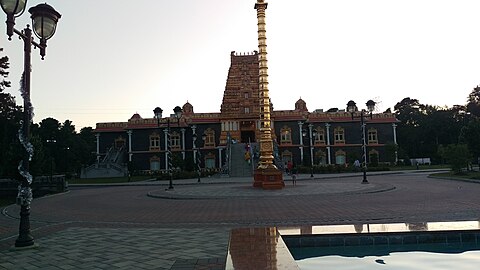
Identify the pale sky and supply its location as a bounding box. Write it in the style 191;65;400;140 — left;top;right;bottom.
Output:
2;0;480;130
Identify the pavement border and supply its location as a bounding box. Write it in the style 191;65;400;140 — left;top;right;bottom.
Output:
146;182;397;200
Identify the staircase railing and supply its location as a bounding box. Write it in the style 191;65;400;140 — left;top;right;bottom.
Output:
220;132;231;176
273;140;284;171
102;147;114;163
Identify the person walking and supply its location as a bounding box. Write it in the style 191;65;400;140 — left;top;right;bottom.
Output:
291;165;297;186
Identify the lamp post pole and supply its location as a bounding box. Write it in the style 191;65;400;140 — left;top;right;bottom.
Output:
360;111;368;184
1;1;61;248
308;124;316;178
167;118;173;189
347;100;375;185
192;133;206;183
155;106;182;190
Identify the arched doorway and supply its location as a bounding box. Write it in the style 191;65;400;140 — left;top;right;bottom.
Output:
240;121;256;143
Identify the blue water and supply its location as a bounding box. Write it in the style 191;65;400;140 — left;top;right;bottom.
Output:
292;245;480;270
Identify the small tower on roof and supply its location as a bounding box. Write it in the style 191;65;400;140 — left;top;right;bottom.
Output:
183;101;194;115
295;98;308;112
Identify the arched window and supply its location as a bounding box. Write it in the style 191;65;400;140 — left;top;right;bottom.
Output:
335;150;346;165
281;150;292;165
204;128;216;147
205;152;216;168
315;127;325;144
170;132;181;150
368;128;378;144
115;136;126;149
315;149;326;165
150;156;161;171
280;126;292;145
369;149;379;164
149;132;160;151
334;127;345;144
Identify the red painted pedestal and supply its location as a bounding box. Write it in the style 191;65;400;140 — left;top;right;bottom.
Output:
253;168;284;189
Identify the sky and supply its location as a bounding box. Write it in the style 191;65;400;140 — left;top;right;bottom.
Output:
1;0;480;130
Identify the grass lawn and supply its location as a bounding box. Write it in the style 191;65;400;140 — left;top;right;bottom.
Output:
431;171;480;181
0;197;15;207
392;164;450;171
68;175;152;184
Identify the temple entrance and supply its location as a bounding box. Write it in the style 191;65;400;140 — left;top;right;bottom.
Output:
240;121;256;143
241;131;255;143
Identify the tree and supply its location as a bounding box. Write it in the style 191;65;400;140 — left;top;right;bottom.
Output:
0;48;11;91
384;143;398;165
394;98;425;159
459;119;480;161
442;144;470;174
0;48;22;178
467;86;480;117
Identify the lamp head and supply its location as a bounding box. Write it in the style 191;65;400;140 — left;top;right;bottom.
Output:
201;133;207;141
173;106;182;119
366;100;376;112
0;0;26;16
153;107;163;119
347;100;357;113
29;3;61;40
0;0;27;39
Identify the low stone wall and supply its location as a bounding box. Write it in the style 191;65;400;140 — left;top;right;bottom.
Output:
0;175;67;198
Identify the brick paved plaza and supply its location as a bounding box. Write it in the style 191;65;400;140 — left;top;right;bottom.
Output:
1;171;480;269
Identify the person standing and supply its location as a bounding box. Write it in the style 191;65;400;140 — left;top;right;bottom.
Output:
291;165;297;186
287;160;293;175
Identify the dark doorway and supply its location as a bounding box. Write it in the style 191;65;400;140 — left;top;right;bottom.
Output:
241;131;255;143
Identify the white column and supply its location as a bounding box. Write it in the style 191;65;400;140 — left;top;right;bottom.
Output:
95;133;100;163
392;123;398;163
298;121;304;163
181;128;186;160
127;130;132;162
191;125;197;161
218;148;222;168
325;123;331;165
309;123;314;166
163;129;169;170
392;123;398;144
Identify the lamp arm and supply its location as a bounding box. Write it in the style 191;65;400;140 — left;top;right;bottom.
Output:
13;28;44;48
13;27;47;59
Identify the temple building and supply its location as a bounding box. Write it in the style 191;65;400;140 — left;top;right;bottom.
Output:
86;50;398;178
84;0;398;178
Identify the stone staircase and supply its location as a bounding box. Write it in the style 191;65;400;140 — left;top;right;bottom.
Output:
229;143;256;177
81;146;127;178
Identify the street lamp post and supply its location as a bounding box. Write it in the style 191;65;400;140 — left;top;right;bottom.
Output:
154;106;182;190
309;124;317;178
302;126;317;178
192;132;207;183
1;0;61;248
347;100;376;184
46;139;56;181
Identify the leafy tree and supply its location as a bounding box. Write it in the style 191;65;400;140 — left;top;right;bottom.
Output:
467;86;480;117
0;48;11;91
442;144;470;174
459;119;480;161
394;98;425;159
384;143;398;165
394;98;465;163
0;48;22;178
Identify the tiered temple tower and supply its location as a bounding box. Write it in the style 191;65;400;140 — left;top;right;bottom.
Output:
253;0;284;189
219;51;261;145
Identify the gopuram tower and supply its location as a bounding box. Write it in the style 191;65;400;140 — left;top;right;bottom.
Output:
253;0;284;189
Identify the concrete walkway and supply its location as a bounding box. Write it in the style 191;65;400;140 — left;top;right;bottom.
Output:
2;169;479;270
